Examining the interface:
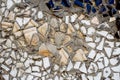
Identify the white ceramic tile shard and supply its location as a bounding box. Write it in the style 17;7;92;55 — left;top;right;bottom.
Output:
103;67;111;78
91;16;99;25
94;72;102;80
74;23;79;30
23;18;30;25
87;76;94;80
85;36;93;42
78;14;85;20
27;75;34;80
70;14;78;22
14;0;21;3
38;11;43;19
80;26;87;34
16;17;23;27
96;31;108;37
7;0;14;9
95;37;101;43
0;58;4;63
79;63;87;73
1;64;10;71
43;57;50;69
97;59;104;69
94;53;105;62
96;38;105;50
105;41;114;48
112;73;120;80
87;42;96;49
106;34;114;40
88;49;96;59
3;75;9;80
31;72;42;77
88;62;98;73
103;57;109;67
111;64;120;72
35;61;42;66
5;58;12;65
112;48;120;55
25;67;32;73
5;39;12;48
110;57;119;65
81;20;91;25
10;67;18;77
116;42;120;47
74;62;81;69
54;64;59;70
87;27;95;36
16;63;24;68
109;17;115;22
97;22;110;28
104;47;112;58
66;61;73;71
65;16;69;24
32;66;40;72
81;74;87;80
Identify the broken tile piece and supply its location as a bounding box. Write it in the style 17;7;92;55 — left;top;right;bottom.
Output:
79;63;87;73
105;41;114;48
88;49;96;59
16;17;23;27
43;57;50;69
87;27;95;36
73;49;87;61
112;73;120;80
5;58;12;65
111;64;120;72
7;0;14;9
38;11;43;19
70;14;78;22
88;62;98;73
65;16;69;24
94;72;102;80
81;20;91;25
96;31;108;37
113;48;120;55
110;57;119;65
10;67;17;77
74;62;81;69
1;64;10;71
87;42;96;49
109;17;115;22
96;38;105;50
91;16;99;25
66;61;73;71
80;26;87;35
104;47;112;58
32;66;40;72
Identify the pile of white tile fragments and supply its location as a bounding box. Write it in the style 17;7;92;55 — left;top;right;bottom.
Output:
0;0;120;80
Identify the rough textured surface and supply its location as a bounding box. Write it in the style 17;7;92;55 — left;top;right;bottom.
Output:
0;0;120;80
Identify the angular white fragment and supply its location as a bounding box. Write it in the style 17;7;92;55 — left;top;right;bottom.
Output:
70;14;78;22
94;72;102;80
85;36;93;42
104;47;112;58
80;26;87;34
112;73;120;80
23;18;30;25
81;20;91;25
88;62;98;73
103;67;111;78
5;39;12;48
96;31;108;37
7;0;14;9
10;51;16;59
109;17;115;22
66;61;73;71
87;42;96;49
54;76;59;80
74;23;79;30
113;48;120;55
87;27;95;36
24;59;34;68
1;64;10;71
103;57;109;67
16;17;23;27
97;59;104;69
31;72;41;77
96;38;105;50
25;67;32;73
54;65;59;70
16;63;24;68
23;52;28;58
3;75;9;80
32;66;40;72
91;16;99;25
106;34;114;40
79;63;87;73
0;58;4;63
116;42;120;47
10;67;17;77
38;11;43;19
65;16;69;24
43;57;50;68
5;58;12;65
111;64;120;72
110;57;119;65
105;41;114;48
94;52;105;62
87;76;94;80
88;49;96;59
27;75;34;80
95;37;101;43
35;61;42;66
81;74;87;80
97;22;110;28
74;62;81;69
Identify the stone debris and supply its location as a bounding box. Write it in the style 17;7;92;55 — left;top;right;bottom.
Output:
0;0;120;80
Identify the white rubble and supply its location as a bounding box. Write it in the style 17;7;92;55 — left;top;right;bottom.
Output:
74;62;81;69
0;58;4;63
104;47;112;58
112;73;120;80
74;23;79;30
25;67;32;73
66;61;73;71
88;49;96;59
7;0;14;9
81;20;91;25
111;64;120;72
38;11;43;19
103;67;111;78
3;74;9;80
70;14;78;22
65;16;69;24
79;63;87;73
110;57;119;65
32;66;40;72
81;74;87;80
91;16;99;25
85;36;93;42
105;41;114;48
94;72;102;80
88;62;98;73
103;57;109;67
27;75;34;80
113;48;120;55
80;26;87;35
10;67;18;77
96;38;105;50
106;34;114;40
87;27;95;36
5;58;12;65
1;64;10;71
43;57;50;69
96;31;108;37
87;42;96;49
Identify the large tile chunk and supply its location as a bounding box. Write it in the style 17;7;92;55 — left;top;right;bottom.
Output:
43;57;50;69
